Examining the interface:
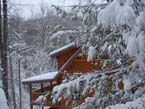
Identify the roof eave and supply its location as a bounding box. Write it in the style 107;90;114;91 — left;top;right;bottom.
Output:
22;79;54;84
49;42;77;57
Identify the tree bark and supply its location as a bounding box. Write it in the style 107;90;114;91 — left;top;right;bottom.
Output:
18;58;22;109
40;0;47;48
2;0;9;102
8;51;16;109
0;0;3;66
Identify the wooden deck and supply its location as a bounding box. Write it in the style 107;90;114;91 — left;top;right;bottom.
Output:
30;84;95;109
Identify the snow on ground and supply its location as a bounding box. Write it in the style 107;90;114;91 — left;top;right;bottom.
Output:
106;95;145;109
0;83;9;109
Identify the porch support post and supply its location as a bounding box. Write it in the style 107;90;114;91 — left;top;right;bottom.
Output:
50;81;53;91
29;83;33;109
41;83;43;92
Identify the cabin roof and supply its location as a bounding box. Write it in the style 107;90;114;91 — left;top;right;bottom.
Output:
22;43;81;84
22;71;58;84
49;42;77;57
22;48;81;84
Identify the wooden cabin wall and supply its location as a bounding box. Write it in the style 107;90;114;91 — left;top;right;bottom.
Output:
56;48;105;74
56;47;78;84
57;47;78;70
55;48;108;84
65;59;102;74
55;48;124;90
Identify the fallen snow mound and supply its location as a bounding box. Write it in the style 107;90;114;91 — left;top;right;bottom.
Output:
0;88;9;109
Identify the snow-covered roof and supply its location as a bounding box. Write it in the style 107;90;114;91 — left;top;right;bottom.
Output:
49;42;77;57
22;71;58;84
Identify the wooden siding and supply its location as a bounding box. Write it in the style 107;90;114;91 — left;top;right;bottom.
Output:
65;59;103;73
57;47;78;70
24;46;125;109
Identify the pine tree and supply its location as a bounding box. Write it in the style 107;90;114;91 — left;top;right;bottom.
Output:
51;0;145;108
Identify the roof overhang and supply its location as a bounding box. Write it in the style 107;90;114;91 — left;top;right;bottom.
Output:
22;71;58;84
49;42;77;57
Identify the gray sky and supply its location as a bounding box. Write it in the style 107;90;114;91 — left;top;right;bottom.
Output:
12;0;103;19
12;0;80;19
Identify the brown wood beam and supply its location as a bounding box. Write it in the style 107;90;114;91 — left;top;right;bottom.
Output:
41;83;43;92
29;83;33;109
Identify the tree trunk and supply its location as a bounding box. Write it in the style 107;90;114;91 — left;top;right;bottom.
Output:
2;0;9;102
18;58;22;109
0;0;3;66
8;49;16;109
40;0;46;48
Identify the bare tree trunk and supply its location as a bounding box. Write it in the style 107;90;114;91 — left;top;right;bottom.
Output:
40;0;47;48
0;0;3;66
9;57;17;109
18;58;22;109
2;0;9;102
8;47;16;109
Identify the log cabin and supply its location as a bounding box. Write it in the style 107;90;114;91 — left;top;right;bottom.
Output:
22;42;124;109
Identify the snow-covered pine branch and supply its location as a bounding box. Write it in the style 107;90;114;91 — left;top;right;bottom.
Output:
51;0;145;108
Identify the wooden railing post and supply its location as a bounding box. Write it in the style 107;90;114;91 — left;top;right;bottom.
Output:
50;81;52;91
29;83;33;109
41;83;43;92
